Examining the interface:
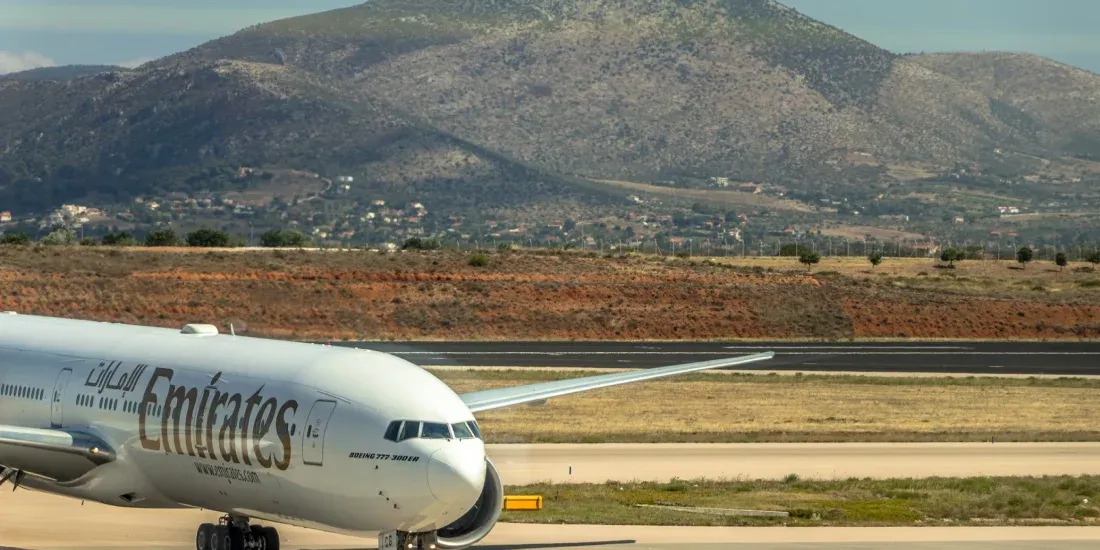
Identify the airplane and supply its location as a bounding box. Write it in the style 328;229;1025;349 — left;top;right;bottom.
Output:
0;312;773;550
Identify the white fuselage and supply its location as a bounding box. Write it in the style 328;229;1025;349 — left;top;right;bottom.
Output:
0;314;487;537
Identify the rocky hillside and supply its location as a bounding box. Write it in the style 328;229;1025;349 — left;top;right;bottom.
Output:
2;0;1099;213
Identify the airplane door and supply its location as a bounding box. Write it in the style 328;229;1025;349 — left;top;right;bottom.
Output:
302;400;336;466
51;368;72;428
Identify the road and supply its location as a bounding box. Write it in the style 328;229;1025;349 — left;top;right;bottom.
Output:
322;341;1100;375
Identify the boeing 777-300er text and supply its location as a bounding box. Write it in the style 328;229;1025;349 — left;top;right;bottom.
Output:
0;312;773;550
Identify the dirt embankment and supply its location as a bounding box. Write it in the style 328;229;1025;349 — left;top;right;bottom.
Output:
1;247;1098;340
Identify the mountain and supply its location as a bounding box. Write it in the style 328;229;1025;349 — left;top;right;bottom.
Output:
2;0;1099;219
909;52;1100;158
0;61;598;213
0;65;127;81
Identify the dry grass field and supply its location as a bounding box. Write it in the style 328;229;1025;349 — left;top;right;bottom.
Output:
502;476;1100;526
1;246;1098;341
436;370;1100;443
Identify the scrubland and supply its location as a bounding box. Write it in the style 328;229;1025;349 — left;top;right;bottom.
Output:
1;246;1098;341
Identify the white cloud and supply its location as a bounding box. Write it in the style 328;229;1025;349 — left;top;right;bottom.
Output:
0;50;56;75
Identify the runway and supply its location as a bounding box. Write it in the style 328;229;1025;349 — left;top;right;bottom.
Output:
488;442;1100;484
325;341;1100;376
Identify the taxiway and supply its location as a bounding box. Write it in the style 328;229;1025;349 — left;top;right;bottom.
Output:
5;443;1100;549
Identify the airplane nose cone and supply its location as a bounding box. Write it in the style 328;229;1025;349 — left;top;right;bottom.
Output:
428;446;486;505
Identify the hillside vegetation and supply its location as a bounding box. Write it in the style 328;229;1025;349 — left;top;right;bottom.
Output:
2;0;1099;214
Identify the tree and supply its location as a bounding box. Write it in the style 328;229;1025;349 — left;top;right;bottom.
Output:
101;231;137;246
145;229;178;247
940;248;964;268
868;252;883;270
186;228;232;247
1016;246;1033;268
798;251;821;271
0;232;30;245
260;229;310;248
1055;252;1068;271
42;227;76;246
402;237;440;251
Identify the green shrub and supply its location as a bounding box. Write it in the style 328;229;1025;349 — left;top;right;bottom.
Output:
468;253;489;267
0;232;30;245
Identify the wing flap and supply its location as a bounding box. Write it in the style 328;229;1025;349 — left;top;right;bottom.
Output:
460;352;774;413
0;426;115;482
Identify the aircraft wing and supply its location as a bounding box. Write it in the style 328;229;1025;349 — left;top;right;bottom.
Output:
0;425;115;483
460;352;774;413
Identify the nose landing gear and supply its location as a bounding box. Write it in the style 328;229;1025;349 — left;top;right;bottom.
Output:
195;515;279;550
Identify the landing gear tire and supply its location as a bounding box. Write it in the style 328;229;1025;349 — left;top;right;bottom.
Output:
209;526;231;550
196;523;215;550
228;526;245;550
262;526;280;550
196;516;279;550
245;525;279;550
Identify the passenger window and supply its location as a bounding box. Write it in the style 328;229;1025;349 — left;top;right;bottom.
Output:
384;421;401;442
467;421;482;440
399;421;421;441
452;422;474;439
422;422;451;440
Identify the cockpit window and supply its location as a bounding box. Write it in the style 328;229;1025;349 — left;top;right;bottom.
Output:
384;421;401;442
388;419;479;441
399;421;421;441
421;422;452;440
452;422;474;439
467;420;482;440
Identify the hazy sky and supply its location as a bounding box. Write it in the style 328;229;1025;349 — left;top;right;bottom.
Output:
1;0;1098;74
